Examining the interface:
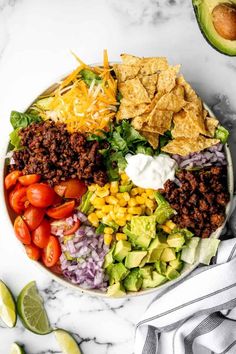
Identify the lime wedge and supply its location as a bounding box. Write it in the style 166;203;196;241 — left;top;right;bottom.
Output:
17;281;52;335
54;329;82;354
10;343;26;354
0;280;17;328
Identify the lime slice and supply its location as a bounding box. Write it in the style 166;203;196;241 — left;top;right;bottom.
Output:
17;281;52;335
10;343;26;354
54;329;82;354
0;280;17;328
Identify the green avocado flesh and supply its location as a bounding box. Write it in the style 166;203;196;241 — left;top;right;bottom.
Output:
193;0;236;56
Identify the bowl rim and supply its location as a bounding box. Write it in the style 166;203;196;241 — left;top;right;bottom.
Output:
1;68;234;298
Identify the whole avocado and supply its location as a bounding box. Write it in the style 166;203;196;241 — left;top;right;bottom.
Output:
193;0;236;56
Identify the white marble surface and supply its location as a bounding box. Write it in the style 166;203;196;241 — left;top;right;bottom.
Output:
0;0;235;353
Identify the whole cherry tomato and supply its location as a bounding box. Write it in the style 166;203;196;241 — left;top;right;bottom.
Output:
42;235;61;267
23;206;45;231
14;216;31;245
9;186;27;214
25;244;41;261
5;170;22;190
27;183;56;208
54;179;87;199
18;174;41;186
46;200;75;220
32;219;51;248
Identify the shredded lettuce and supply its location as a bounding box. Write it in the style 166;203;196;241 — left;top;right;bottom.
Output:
198;238;220;265
80;69;102;86
78;191;93;214
180;237;200;264
215;125;229;144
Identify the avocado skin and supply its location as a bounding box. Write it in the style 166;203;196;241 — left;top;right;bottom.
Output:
192;1;236;56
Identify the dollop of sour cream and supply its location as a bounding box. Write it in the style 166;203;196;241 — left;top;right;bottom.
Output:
125;153;177;190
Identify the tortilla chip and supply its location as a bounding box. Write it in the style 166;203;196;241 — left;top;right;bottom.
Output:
155;91;186;112
140;130;159;149
113;64;140;82
157;65;180;93
140;110;173;135
139;74;158;99
183;102;208;136
132;114;149;130
177;75;200;106
119;78;151;104
116;102;149;120
140;57;169;75
172;110;199;138
120;53;141;65
162;136;220;156
204;117;219;137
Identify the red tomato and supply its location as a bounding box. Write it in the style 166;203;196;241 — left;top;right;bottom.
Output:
52;193;63;206
14;216;31;245
46;200;75;219
42;235;61;267
64;220;81;235
50;262;63;275
18;174;41;186
54;179;87;199
25;244;41;261
27;183;56;208
23;206;45;231
32;219;51;248
9;186;27;214
5;170;22;190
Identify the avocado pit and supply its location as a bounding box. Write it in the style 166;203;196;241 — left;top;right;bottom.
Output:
212;3;236;40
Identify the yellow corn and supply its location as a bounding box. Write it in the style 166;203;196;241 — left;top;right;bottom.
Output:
88;184;97;192
165;220;176;230
116;233;127;241
126;214;132;221
110;181;119;194
90;193;97;203
92;197;105;208
161;225;172;234
122;192;130;201
105;196;118;205
115;218;127;227
102;215;113;224
88;213;99;227
95;210;103;219
118;198;127;207
146;189;155;199
141;193;148;201
128;206;142;215
104;234;113;246
104;227;114;234
145;207;152;216
102;205;113;213
95;189;109;198
145;199;155;210
121;173;129;182
130;187;139;196
136;195;145;204
128;198;137;207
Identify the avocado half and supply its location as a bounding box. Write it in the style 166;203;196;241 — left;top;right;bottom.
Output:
193;0;236;56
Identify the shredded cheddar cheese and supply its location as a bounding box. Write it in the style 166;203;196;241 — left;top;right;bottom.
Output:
39;50;118;134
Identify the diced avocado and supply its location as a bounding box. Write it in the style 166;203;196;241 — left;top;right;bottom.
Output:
215;125;229;144
123;268;143;292
103;245;115;269
109;263;129;285
160;248;176;262
167;232;185;249
147;247;164;263
123;224;151;249
125;251;147;269
169;258;183;272
139;254;149;267
166;266;180;280
154;192;175;224
35;96;54;110
107;282;126;297
113;240;132;262
148;234;167;251
181;237;200;264
142;271;166;289
131;215;157;239
192;0;236;56
139;265;153;279
155;261;167;275
119;182;133;192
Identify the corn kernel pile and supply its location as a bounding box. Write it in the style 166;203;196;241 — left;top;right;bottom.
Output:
87;173;157;246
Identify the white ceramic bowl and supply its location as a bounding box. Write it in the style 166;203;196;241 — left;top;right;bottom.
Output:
1;73;234;298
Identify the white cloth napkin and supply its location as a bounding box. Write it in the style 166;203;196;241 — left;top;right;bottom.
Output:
135;198;236;354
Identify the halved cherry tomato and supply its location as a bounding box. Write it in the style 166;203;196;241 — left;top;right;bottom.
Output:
64;220;81;235
54;179;87;199
25;244;41;261
27;183;56;208
46;200;75;220
9;186;27;214
14;216;31;245
18;174;41;186
5;170;22;190
32;219;51;248
52;193;63;207
42;235;61;267
23;206;45;231
50;262;63;275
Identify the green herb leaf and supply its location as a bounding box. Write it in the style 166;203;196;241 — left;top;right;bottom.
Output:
10;111;42;130
215;125;229;144
80;69;102;86
9;128;22;149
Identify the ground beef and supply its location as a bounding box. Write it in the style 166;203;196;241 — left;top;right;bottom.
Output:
10;121;108;186
161;167;229;238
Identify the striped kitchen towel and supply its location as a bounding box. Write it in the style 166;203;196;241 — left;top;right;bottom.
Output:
135;200;236;354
